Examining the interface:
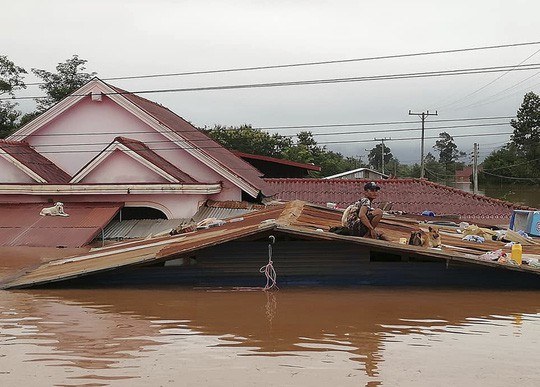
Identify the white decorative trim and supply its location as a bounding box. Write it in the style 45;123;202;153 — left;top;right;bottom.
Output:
0;150;47;183
0;183;222;195
8;78;261;197
71;142;180;184
7;83;98;140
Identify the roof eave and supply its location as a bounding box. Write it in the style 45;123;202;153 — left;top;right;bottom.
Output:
0;183;222;195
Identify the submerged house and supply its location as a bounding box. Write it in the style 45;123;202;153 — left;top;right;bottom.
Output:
0;78;275;246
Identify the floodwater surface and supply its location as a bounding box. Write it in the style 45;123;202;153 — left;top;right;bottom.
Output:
0;288;539;386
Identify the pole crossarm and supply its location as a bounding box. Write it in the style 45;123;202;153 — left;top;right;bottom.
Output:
408;110;438;178
374;137;391;175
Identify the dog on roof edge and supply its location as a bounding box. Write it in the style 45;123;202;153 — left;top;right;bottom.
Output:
40;202;69;217
408;226;441;248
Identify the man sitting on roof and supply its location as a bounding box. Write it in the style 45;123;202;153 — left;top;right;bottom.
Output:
343;182;385;239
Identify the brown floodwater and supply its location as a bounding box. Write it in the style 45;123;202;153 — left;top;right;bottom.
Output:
1;287;539;386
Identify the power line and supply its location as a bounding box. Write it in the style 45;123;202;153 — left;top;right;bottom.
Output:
480;170;540;182
6;63;540;101
287;122;510;137
7;120;511;142
7;115;515;140
317;131;513;145
435;47;540;110
423;167;459;180
3;131;514;158
456;77;540;110
255;115;515;131
22;40;540;86
482;157;540;172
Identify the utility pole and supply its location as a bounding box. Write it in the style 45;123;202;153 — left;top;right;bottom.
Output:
473;143;479;194
408;110;438;179
374;137;391;174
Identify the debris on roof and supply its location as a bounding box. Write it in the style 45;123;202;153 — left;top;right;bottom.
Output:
265;178;537;225
1;200;540;290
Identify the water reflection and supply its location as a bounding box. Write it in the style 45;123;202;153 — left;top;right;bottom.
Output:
1;288;539;386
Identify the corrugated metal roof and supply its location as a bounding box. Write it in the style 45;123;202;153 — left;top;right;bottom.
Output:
101;206;257;240
0;228;24;246
3;200;540;289
101;199;263;241
191;206;256;223
101;219;190;240
0;202;122;247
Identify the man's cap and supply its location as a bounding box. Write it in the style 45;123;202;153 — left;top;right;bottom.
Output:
364;182;381;191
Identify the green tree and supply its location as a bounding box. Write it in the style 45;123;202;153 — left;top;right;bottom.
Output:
367;143;393;172
481;143;530;183
281;144;314;164
0;101;22;138
203;124;292;157
0;56;27;138
296;131;322;157
434;132;459;164
510;91;540;173
204;125;364;177
398;162;421;178
32;55;96;112
291;132;364;177
433;131;466;180
315;149;351;177
0;56;26;95
423;152;448;182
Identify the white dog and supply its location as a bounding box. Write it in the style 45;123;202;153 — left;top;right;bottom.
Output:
40;202;69;217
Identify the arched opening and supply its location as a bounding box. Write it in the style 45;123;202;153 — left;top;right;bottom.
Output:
114;206;168;221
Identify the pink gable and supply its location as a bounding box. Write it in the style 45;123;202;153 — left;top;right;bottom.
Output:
78;149;171;184
0;156;35;183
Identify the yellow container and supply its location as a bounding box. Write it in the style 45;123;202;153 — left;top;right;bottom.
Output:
511;243;522;265
399;237;408;244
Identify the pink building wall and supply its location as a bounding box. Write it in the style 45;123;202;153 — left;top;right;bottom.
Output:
0;158;35;183
12;95;243;217
81;151;171;184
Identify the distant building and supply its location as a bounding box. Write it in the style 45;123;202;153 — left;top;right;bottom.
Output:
323;167;388;180
455;167;473;183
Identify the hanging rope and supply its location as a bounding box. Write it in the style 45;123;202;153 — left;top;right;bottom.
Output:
260;235;278;291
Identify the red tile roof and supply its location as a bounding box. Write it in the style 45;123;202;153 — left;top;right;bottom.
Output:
0;140;71;184
108;84;276;197
114;137;197;183
264;178;537;225
0;202;122;247
455;167;473;178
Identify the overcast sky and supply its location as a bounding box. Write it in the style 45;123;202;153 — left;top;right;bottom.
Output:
3;0;540;164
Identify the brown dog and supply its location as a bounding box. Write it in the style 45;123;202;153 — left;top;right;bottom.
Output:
408;226;441;248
